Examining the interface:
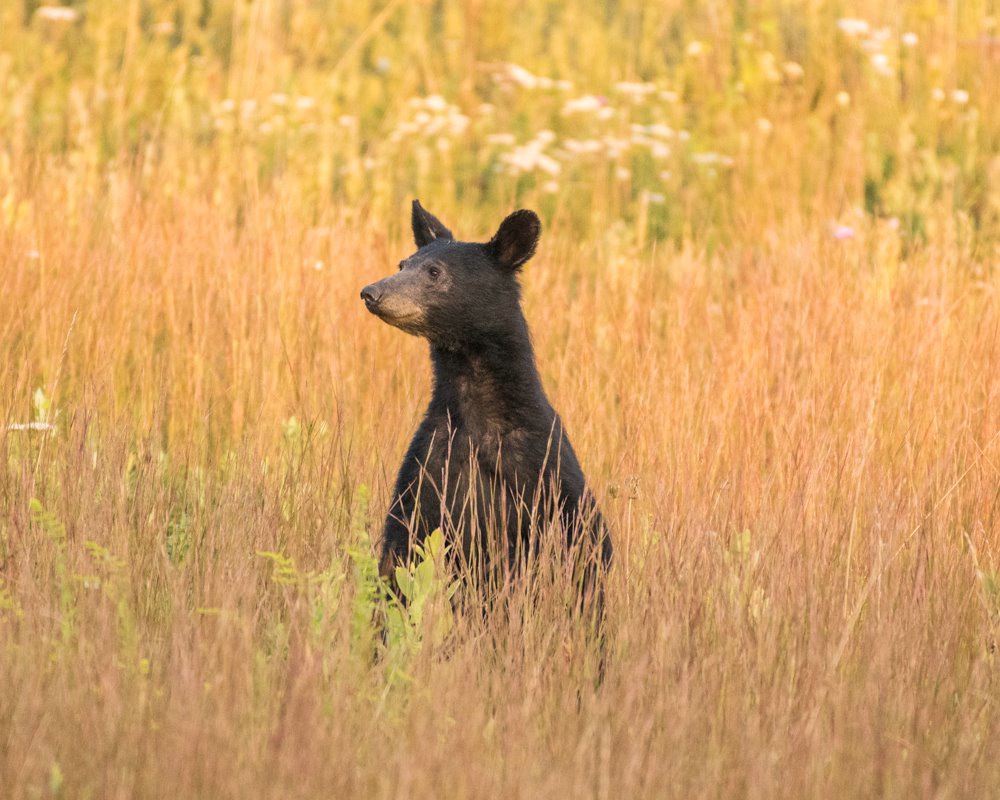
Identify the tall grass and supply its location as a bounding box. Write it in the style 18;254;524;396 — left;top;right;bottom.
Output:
1;1;999;797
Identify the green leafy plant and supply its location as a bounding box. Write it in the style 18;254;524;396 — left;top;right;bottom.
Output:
29;498;75;648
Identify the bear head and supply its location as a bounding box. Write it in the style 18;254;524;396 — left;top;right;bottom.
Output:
360;200;541;348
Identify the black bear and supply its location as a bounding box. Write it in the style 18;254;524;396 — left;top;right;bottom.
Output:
361;200;611;607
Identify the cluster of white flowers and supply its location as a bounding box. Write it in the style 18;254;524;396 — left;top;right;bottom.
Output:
562;139;604;155
629;124;674;159
691;152;735;168
34;5;78;22
613;81;658;101
7;422;57;432
835;18;931;80
932;88;970;105
498;130;560;176
836;18;871;37
215;94;318;120
501;64;573;91
198;52;759;199
754;51;804;84
388;95;469;143
561;95;612;117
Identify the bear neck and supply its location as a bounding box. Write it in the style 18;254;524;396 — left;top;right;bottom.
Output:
429;320;550;433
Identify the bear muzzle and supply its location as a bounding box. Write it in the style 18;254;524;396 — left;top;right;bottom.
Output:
360;278;426;332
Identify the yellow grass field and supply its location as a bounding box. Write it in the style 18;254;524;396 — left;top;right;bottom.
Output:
1;1;999;797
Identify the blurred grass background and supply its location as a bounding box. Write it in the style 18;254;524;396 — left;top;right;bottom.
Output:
1;2;999;798
2;0;997;247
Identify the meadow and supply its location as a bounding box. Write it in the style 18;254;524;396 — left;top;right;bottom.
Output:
1;0;999;797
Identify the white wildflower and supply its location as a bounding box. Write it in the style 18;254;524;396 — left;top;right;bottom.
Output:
535;154;561;176
952;89;969;105
486;133;516;146
562;139;602;155
295;96;316;111
869;27;893;45
836;91;851;108
34;5;78;22
506;64;539;89
647;123;675;138
499;134;561;176
870;53;892;76
901;31;919;47
837;18;870;37
614;81;657;99
783;61;804;80
447;112;469;135
931;87;946;102
630;131;652;148
649;142;672;159
685;41;705;57
423;94;448;112
759;52;782;82
561;95;604;115
756;118;773;134
691;152;734;167
614;166;632;181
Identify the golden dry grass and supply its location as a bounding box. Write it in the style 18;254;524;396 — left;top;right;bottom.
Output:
1;1;999;798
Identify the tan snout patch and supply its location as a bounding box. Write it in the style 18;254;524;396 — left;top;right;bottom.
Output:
376;296;426;332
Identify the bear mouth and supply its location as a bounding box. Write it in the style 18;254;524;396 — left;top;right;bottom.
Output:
368;302;425;333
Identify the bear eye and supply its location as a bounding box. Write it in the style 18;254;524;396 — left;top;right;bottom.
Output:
427;265;441;279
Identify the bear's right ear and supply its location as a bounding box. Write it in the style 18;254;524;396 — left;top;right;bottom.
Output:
411;200;453;248
485;209;541;271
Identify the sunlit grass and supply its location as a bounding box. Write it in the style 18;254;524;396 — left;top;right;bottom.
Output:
1;1;999;798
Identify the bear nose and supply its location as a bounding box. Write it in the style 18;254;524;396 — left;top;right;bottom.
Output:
360;285;381;308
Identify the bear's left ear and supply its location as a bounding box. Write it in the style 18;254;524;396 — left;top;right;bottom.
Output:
412;199;454;248
485;209;541;271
